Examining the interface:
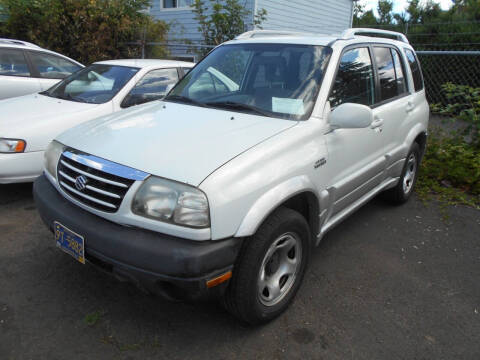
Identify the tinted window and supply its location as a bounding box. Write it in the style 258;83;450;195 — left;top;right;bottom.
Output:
29;51;81;79
0;48;30;77
43;64;139;104
329;47;375;108
374;47;407;102
405;49;424;92
123;68;179;107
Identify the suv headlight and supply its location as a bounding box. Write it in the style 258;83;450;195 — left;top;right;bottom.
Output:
44;140;65;179
132;176;210;228
0;138;26;153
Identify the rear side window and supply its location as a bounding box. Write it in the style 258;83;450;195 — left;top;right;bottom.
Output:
0;48;30;77
404;49;424;92
329;47;375;108
29;51;81;79
373;47;407;102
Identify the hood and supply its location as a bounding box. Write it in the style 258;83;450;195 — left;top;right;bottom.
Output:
0;93;102;151
57;101;297;186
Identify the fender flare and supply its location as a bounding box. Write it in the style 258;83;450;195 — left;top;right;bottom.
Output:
404;122;428;154
234;175;319;238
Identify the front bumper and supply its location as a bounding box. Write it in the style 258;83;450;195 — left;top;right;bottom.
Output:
0;151;44;184
33;174;243;300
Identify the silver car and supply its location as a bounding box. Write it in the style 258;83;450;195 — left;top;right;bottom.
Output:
0;38;83;100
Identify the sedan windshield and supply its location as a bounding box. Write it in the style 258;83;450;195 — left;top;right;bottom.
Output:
42;64;139;104
165;43;332;120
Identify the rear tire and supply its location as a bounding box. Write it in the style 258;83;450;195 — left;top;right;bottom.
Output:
384;142;420;204
225;207;311;325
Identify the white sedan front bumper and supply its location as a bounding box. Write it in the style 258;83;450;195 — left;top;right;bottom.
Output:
0;151;44;184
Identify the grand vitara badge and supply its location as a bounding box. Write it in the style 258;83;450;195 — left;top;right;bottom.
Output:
74;175;88;191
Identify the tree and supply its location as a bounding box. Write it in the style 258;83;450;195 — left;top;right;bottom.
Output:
377;0;393;24
0;0;169;64
354;9;378;27
191;0;267;47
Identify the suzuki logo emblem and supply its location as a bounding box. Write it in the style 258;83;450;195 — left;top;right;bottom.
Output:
74;175;88;191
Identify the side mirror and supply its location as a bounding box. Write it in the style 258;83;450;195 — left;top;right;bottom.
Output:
329;103;373;130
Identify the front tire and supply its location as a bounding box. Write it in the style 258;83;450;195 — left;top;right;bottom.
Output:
384;142;421;204
225;207;311;325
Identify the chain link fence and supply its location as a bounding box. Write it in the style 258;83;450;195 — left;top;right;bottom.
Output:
417;50;480;104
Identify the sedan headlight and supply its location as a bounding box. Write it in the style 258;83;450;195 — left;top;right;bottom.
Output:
44;140;66;179
132;176;210;228
0;138;26;153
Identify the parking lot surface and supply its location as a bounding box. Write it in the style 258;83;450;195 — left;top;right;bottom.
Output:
1;183;479;360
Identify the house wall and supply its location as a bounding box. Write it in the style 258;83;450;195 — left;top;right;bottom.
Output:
149;0;353;59
150;0;256;43
256;0;354;34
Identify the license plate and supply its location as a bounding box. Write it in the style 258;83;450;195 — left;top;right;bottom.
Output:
54;221;85;264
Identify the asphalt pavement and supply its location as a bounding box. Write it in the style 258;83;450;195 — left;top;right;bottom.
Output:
1;183;479;360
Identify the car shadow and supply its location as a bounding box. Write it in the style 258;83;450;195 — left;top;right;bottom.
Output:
0;182;33;205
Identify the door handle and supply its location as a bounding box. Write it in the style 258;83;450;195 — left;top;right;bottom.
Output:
371;117;384;129
406;101;415;113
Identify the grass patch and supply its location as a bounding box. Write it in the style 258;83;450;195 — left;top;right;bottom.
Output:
84;310;104;327
416;128;480;209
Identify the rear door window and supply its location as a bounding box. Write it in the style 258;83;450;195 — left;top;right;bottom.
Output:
329;47;376;108
0;48;30;77
373;47;407;102
29;51;81;79
404;49;424;92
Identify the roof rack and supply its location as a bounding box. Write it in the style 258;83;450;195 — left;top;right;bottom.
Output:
0;38;41;48
235;30;310;40
341;28;409;44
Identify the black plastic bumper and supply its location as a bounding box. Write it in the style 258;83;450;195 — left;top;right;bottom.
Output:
33;174;243;300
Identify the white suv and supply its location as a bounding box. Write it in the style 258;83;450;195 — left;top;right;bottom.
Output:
34;29;429;324
0;38;83;100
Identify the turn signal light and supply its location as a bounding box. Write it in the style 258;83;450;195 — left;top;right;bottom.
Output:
206;271;232;288
15;140;26;152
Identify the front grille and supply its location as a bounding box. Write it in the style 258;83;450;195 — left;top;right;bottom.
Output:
57;151;137;213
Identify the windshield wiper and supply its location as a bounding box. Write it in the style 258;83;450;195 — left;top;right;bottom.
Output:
205;101;272;117
164;94;208;108
55;93;83;103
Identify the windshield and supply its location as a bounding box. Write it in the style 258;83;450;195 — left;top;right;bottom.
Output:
42;64;139;104
165;43;332;120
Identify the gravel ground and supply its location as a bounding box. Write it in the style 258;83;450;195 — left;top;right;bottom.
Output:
1;183;479;360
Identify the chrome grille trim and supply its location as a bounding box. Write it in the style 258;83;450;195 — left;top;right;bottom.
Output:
59;170;121;199
57;149;146;213
59;181;117;209
60;160;129;188
62;150;149;181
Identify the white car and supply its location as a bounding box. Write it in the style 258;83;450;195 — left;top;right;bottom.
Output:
0;38;83;100
34;29;429;324
0;59;194;183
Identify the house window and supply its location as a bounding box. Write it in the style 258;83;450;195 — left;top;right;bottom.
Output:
162;0;193;9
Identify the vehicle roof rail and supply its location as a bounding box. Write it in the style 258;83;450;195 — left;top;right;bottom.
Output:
235;30;310;40
0;38;41;48
341;28;409;43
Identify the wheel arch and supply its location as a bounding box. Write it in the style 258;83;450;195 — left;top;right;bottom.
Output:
234;175;320;241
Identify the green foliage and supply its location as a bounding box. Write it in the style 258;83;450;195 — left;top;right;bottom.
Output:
84;310;103;326
377;0;393;24
431;83;480;148
417;129;480;207
419;82;480;207
191;0;267;50
0;0;169;64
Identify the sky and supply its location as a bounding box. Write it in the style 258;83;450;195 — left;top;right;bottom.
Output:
357;0;454;16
